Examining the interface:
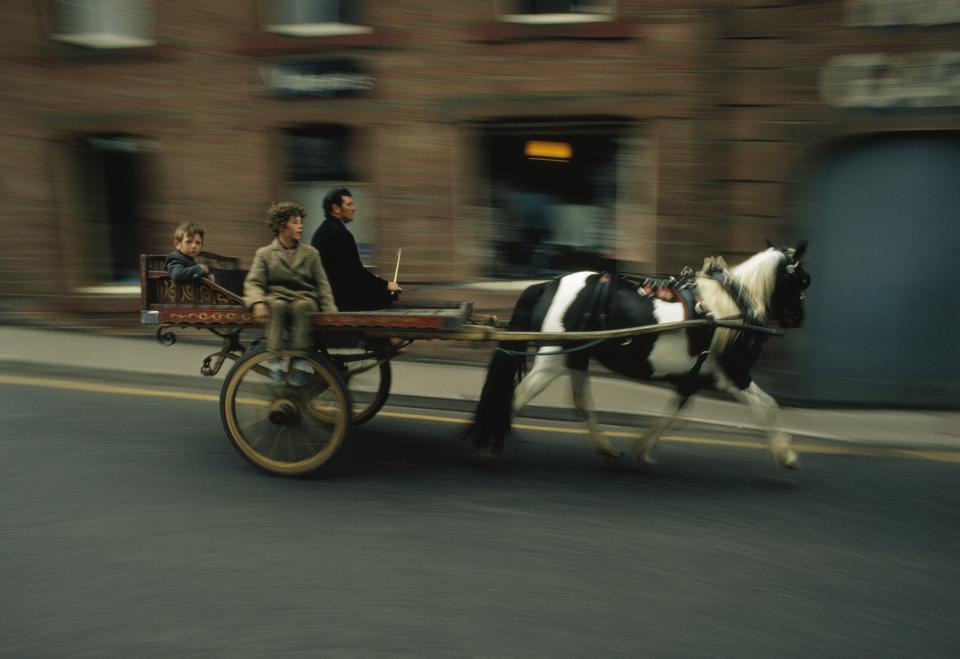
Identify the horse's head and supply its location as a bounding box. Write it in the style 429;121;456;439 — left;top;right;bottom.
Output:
768;240;810;328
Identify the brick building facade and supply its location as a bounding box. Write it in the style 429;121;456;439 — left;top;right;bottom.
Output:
2;1;958;404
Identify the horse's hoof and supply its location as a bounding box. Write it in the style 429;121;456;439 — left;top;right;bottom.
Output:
596;447;623;463
774;449;800;470
631;451;657;470
470;447;499;467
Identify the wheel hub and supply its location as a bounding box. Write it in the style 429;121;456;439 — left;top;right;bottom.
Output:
268;399;301;426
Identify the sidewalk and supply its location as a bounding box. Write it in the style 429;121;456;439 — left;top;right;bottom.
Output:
2;325;958;450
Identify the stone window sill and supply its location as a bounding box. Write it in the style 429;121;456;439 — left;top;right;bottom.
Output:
467;19;633;42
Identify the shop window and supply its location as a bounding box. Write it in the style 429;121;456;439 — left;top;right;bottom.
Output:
480;121;623;278
71;135;154;285
262;0;371;36
282;126;377;261
47;0;153;49
499;0;614;23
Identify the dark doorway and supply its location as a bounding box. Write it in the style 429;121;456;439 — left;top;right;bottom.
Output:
74;135;152;284
480;120;620;278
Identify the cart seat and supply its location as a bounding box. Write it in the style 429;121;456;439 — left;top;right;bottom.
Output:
140;253;473;332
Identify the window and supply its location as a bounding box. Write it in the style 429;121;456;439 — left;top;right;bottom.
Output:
262;0;371;37
282;126;377;261
499;0;614;24
285;125;353;183
48;0;153;49
71;135;154;285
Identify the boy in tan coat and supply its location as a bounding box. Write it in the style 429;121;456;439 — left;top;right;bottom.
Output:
243;201;337;358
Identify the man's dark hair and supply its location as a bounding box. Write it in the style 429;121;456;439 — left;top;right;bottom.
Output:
323;187;353;220
265;201;306;235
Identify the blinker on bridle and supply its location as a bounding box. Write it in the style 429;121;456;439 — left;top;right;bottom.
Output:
777;250;810;307
782;249;810;289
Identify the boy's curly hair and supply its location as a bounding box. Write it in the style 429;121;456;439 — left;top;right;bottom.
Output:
266;201;306;235
173;222;205;243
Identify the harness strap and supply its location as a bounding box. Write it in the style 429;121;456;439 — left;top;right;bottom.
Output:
678;320;718;405
574;273;613;332
704;268;765;327
492;273;614;358
702;265;770;362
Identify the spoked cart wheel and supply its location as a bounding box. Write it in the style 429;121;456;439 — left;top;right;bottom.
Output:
220;347;353;476
320;337;394;426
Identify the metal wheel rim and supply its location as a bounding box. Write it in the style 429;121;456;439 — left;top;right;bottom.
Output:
222;350;350;475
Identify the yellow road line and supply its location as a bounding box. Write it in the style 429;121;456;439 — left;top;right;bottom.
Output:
2;373;957;464
380;409;471;425
0;374;219;402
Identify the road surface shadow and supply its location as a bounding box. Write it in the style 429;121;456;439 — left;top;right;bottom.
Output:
328;421;804;494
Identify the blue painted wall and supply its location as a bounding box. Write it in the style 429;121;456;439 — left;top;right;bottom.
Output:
786;133;960;407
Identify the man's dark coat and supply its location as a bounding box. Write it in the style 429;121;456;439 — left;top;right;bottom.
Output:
311;218;393;311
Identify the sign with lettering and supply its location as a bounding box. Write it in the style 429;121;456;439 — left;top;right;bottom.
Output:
260;59;374;98
847;0;960;27
820;51;960;108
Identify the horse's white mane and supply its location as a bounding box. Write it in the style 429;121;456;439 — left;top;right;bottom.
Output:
729;248;785;316
696;247;785;349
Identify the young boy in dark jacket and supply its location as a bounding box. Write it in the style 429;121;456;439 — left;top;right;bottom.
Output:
164;222;211;283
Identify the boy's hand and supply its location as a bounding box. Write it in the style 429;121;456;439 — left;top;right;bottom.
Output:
387;281;402;293
202;264;211;275
252;302;270;324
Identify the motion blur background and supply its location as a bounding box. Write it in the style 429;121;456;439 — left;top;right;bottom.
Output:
1;0;958;406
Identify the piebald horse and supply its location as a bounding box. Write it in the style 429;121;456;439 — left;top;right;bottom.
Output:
468;241;810;468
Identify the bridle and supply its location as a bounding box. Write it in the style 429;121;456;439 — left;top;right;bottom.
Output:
782;247;811;296
770;247;811;327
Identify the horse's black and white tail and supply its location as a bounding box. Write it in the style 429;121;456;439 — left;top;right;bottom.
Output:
467;281;546;454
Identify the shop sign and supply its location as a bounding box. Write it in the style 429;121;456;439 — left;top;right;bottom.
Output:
819;51;960;108
846;0;960;27
260;59;374;98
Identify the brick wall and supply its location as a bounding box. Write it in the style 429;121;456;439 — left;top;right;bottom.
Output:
2;0;957;321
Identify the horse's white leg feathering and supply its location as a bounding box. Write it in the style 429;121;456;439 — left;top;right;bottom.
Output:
721;379;800;469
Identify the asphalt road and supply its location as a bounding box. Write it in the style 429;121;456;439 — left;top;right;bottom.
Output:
2;372;960;657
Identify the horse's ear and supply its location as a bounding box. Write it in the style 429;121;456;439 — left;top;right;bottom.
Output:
765;238;775;249
794;239;808;259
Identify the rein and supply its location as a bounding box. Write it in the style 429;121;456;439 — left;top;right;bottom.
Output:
488;337;608;358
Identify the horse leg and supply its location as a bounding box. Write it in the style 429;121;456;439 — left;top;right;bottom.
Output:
719;378;799;469
631;396;686;468
569;366;622;461
512;350;565;416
